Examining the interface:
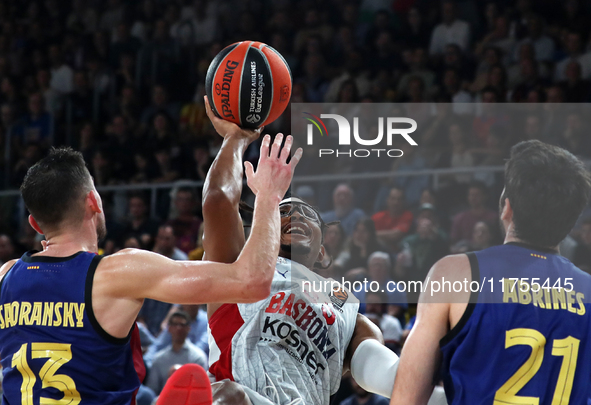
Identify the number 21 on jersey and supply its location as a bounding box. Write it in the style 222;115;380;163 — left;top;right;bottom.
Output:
494;328;579;405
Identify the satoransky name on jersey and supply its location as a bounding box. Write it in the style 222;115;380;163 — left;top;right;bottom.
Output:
263;291;338;377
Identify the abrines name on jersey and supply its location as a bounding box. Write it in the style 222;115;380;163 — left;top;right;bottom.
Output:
501;279;585;315
0;301;85;329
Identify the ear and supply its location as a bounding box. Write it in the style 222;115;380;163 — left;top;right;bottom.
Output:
500;197;513;222
28;215;43;235
316;245;326;264
88;191;103;214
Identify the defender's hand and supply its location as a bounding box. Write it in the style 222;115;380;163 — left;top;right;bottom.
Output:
244;133;303;199
204;96;263;143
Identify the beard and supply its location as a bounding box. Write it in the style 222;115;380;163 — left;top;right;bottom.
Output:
96;217;107;241
280;243;312;256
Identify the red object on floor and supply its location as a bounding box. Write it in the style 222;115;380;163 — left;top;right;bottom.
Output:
157;364;212;405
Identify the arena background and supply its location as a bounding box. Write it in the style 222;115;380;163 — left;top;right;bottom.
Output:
0;0;591;403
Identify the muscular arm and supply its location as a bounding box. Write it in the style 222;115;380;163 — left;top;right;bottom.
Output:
94;192;281;337
94;134;302;338
390;254;470;405
201;96;262;317
202;134;252;264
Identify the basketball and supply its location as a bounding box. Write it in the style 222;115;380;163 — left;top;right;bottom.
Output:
205;41;292;129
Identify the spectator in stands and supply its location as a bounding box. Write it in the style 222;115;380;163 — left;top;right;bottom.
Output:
48;45;74;94
451;220;494;254
36;68;62;116
123;235;141;249
12;143;43;187
429;0;471;55
321;184;366;236
335;218;384;272
322;223;346;268
513;14;555;63
396;217;449;303
12;93;53;148
315;222;346;280
450;181;498;243
152;147;180;184
122;193;160;249
146;112;178;154
356;251;407;321
339;377;389;405
398;48;435;97
145;311;207;395
555;31;591;81
476;15;515;62
559;113;591;158
100;0;125;33
0;103;17;135
152;224;187;261
144;304;209;368
510;57;548;102
104;115;135;181
372;187;413;252
140;85;181;127
325;49;371;102
439;68;474;112
67;0;98;33
397;7;431;49
69;70;94;123
364;291;402;353
559;61;591;103
301;54;329;103
110;23;141;69
166;187;202;254
0;234;15;265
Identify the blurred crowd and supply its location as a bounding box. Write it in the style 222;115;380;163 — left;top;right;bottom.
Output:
1;0;591;403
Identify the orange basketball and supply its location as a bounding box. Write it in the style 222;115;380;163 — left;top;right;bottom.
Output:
205;41;292;129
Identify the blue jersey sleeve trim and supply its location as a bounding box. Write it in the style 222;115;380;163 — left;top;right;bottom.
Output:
439;252;480;348
85;254;134;345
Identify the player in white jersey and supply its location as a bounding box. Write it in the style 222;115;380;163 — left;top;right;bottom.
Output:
200;96;401;405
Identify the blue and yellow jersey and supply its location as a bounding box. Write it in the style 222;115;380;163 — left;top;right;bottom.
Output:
0;251;140;405
440;242;591;405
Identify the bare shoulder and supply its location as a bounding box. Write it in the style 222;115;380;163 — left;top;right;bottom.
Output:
428;254;472;282
93;249;168;294
423;254;473;329
98;248;162;271
0;259;18;281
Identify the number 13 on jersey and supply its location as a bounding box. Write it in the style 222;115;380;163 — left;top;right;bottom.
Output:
12;342;81;405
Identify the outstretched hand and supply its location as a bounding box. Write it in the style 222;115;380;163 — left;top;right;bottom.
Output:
204;96;263;143
244;133;303;199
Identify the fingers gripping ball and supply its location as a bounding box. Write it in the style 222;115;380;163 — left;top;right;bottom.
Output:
205;41;292;128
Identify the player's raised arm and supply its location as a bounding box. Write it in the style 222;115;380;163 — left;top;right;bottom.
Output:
98;135;302;307
201;95;261;265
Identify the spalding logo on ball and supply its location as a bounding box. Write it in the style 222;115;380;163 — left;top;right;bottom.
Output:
205;41;292;128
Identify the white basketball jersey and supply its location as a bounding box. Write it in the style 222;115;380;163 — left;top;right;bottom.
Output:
209;257;359;405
